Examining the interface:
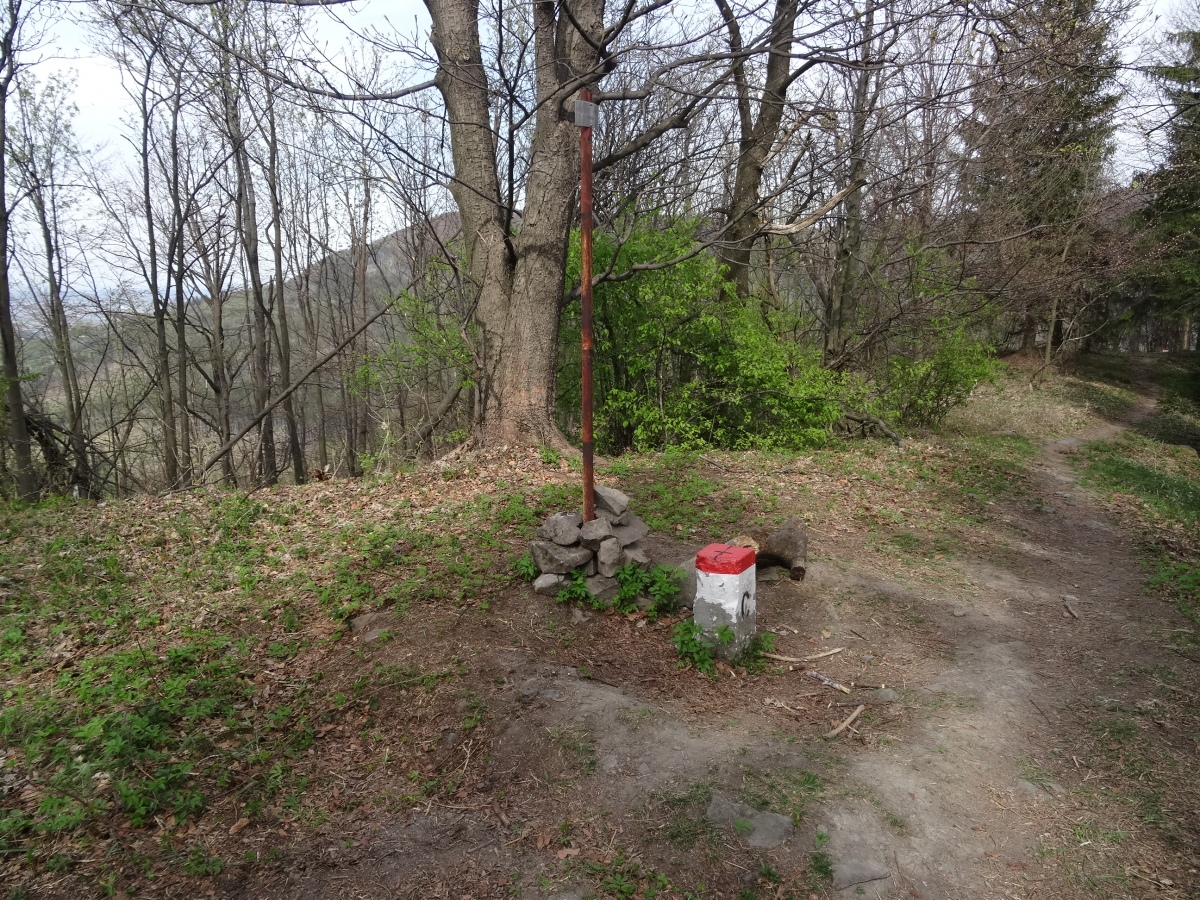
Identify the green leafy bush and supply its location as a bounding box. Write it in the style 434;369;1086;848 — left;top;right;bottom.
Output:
561;221;843;453
878;321;996;428
670;621;732;675
612;563;683;618
556;571;595;607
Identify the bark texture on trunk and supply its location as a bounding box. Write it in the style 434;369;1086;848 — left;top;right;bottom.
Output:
717;0;801;300
425;0;604;447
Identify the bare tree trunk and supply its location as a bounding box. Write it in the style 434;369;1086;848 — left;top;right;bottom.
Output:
425;0;604;447
716;0;803;299
221;43;276;485
825;0;877;365
263;85;305;483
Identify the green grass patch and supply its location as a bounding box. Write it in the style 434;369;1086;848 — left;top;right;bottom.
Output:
1076;430;1199;618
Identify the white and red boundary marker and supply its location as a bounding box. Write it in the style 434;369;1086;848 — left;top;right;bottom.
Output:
693;543;756;656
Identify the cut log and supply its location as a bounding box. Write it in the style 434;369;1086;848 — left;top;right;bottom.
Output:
733;517;808;580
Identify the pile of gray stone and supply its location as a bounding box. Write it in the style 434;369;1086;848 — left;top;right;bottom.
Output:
529;485;651;602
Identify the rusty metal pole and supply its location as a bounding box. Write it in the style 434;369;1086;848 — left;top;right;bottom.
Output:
578;89;596;522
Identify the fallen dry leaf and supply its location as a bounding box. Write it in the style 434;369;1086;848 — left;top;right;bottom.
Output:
229;817;250;835
556;848;580;859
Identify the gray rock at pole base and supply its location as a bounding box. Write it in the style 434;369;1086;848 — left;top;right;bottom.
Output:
596;508;629;527
597;538;623;577
584;574;620;602
530;541;593;574
621;541;651;569
594;485;630;517
611;513;650;547
832;860;890;890
537;512;583;546
533;573;565;596
579;518;614;550
705;795;793;849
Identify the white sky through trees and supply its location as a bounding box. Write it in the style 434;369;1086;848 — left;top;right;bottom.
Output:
30;0;1185;223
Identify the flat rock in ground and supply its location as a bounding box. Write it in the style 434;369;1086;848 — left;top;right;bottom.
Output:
530;541;593;574
594;485;630;517
832;860;889;890
868;688;899;703
585;574;619;602
612;513;650;547
538;512;583;546
350;611;392;643
705;795;793;848
533;573;565;596
580;518;614;550
597;538;622;577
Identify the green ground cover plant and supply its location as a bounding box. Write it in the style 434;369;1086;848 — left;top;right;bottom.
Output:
1073;355;1200;621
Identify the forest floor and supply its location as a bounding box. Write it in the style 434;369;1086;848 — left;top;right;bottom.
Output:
1;352;1198;900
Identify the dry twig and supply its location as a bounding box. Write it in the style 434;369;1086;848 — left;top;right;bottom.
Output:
825;705;865;739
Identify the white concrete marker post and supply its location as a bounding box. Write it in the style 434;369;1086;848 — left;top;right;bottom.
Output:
693;543;756;659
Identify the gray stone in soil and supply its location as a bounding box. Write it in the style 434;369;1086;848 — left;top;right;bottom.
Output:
611;512;650;547
596;507;629;526
579;518;614;550
537;512;583;546
758;566;787;584
705;795;793;849
584;556;597;576
533;573;565;596
584;574;620;602
350;611;392;643
832;860;889;890
597;538;623;578
594;485;630;517
530;540;593;574
1017;779;1051;800
621;541;651;569
867;687;899;703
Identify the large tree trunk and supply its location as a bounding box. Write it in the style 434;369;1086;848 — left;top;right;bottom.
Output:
425;0;604;447
716;0;802;300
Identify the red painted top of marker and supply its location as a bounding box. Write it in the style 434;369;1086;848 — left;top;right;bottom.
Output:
695;543;755;575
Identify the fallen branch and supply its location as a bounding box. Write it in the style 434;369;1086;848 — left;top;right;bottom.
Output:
762;647;843;665
825;705;865;739
808;671;851;694
803;647;845;662
763;652;804;663
841;410;903;446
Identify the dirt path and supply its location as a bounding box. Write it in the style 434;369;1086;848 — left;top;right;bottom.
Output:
810;386;1170;898
268;374;1198;900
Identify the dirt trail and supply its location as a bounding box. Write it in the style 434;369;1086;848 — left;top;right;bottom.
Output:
275;371;1197;900
810;385;1166;898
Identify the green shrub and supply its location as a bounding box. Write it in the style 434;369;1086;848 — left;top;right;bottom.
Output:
612;563;683;618
879;322;996;427
670;621;732;675
560;221;843;453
